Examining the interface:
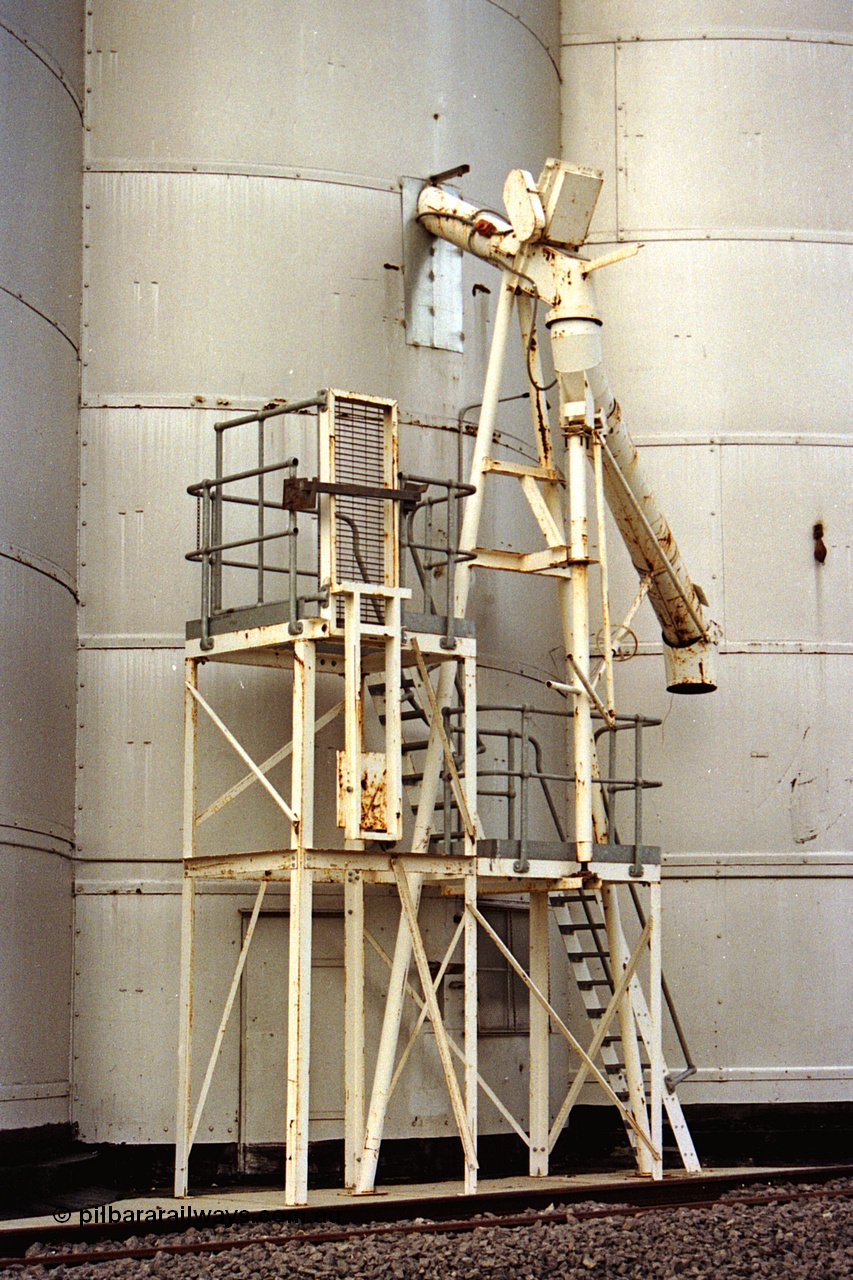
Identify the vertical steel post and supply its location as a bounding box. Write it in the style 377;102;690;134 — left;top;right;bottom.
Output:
528;889;550;1176
174;658;199;1196
213;427;223;613
174;877;196;1197
342;590;363;841
564;383;594;862
285;639;316;1206
463;873;478;1195
463;653;478;1194
649;880;663;1180
632;719;643;876
592;433;615;717
384;593;404;841
344;872;365;1188
257;418;265;604
518;300;606;848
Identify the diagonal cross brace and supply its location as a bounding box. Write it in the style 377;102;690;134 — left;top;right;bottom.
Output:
364;927;530;1148
389;914;466;1096
409;639;476;842
196;700;343;827
186;681;297;827
467;901;660;1161
548;916;652;1151
392;862;478;1171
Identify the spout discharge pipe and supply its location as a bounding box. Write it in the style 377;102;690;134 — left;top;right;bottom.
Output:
417;185;717;694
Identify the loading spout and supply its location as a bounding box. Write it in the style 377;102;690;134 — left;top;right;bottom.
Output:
417;169;719;694
585;365;718;694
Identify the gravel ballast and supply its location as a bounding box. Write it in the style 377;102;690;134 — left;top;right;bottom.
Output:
5;1178;853;1279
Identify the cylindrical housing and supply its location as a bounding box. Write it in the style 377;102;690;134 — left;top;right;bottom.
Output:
0;0;81;1135
563;0;853;1104
75;0;561;1149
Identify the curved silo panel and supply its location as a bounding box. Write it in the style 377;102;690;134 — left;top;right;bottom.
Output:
75;1;561;1148
0;4;81;1132
562;1;853;1107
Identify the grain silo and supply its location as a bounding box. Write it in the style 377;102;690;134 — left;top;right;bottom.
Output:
561;0;853;1120
2;0;851;1205
0;0;81;1141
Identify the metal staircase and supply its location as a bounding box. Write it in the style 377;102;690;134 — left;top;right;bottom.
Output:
550;885;701;1172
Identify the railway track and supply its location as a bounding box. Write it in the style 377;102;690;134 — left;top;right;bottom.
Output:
1;1165;852;1273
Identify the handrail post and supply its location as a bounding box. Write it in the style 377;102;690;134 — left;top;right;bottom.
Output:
200;482;213;651
631;717;643;877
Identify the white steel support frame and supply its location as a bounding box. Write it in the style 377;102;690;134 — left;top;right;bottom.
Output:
412;170;707;1183
174;172;707;1194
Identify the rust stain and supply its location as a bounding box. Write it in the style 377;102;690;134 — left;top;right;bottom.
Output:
354;752;388;833
813;521;827;564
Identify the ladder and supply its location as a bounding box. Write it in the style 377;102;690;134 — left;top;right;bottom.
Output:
550;886;701;1172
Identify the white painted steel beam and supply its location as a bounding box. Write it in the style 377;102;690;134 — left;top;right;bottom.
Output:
343;873;365;1188
285;639;316;1206
528;890;550;1176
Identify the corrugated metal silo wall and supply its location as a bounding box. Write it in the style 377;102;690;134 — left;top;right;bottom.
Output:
75;2;562;1146
0;1;81;1135
563;1;853;1104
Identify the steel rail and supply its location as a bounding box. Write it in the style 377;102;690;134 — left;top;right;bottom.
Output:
4;1169;853;1272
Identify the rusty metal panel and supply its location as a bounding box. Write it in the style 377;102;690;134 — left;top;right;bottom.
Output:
0;26;82;341
0;846;72;1132
86;0;558;207
589;239;853;438
721;444;853;645
562;1;852;40
402;176;464;353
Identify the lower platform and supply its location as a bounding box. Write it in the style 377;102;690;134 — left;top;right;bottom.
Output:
0;1164;836;1236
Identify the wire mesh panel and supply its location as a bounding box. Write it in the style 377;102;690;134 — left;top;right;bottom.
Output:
328;393;397;624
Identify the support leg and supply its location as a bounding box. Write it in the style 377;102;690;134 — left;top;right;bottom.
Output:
174;874;196;1197
175;659;198;1198
464;874;478;1194
285;639;316;1206
648;881;663;1180
285;865;313;1205
344;873;365;1188
529;890;550;1176
356;870;420;1194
